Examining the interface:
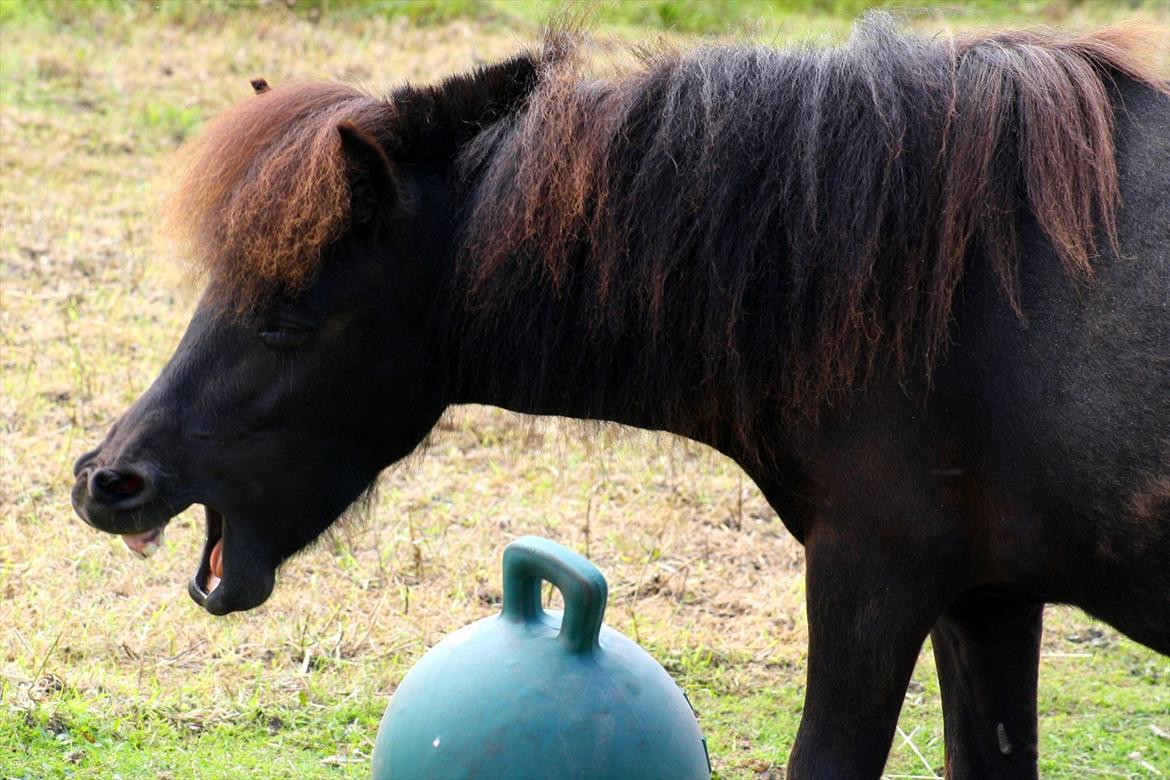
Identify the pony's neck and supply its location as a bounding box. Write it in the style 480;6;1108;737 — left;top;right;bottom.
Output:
443;271;766;465
440;169;747;452
448;290;673;432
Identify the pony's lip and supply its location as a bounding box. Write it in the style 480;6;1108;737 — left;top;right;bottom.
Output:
187;507;275;615
72;477;191;537
188;507;224;608
122;524;167;558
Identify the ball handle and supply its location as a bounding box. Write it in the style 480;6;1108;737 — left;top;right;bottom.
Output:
501;536;608;654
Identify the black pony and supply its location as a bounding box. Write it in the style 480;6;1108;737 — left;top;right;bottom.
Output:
72;16;1169;778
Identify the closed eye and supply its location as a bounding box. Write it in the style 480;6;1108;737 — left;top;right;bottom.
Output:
256;300;318;348
258;327;312;348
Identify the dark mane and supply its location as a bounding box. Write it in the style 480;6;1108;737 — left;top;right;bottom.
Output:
454;16;1166;448
163;15;1165;450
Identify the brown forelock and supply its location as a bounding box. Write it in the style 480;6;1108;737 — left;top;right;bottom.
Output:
162;81;391;310
455;17;1166;453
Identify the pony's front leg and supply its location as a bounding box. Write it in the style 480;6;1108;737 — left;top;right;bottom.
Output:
930;594;1043;779
786;521;948;779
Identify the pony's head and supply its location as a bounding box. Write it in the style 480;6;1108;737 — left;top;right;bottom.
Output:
70;54;544;614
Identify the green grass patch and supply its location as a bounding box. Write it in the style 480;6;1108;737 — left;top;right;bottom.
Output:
5;0;1169;35
1;695;385;779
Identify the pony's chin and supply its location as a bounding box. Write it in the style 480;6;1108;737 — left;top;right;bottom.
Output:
187;507;275;615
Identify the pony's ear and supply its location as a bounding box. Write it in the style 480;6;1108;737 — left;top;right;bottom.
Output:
337;121;399;225
385;53;542;164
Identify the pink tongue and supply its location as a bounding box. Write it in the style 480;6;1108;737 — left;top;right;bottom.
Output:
207;538;224;592
122;527;164;558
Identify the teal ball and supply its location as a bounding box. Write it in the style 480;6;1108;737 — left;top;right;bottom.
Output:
372;536;711;780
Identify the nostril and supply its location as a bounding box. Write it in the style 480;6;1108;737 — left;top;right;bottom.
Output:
90;468;147;502
73;448;100;478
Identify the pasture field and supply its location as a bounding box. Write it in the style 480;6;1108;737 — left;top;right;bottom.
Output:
2;1;1169;778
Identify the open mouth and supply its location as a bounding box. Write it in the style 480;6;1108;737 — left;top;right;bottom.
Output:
118;506;229;610
110;502;273;615
90;474;278;615
187;507;225;608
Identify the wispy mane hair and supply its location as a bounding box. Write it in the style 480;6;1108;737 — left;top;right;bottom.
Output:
162;81;390;307
158;15;1165;456
456;16;1166;448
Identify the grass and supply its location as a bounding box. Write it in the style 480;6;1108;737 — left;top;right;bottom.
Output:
2;2;1169;778
6;0;1170;37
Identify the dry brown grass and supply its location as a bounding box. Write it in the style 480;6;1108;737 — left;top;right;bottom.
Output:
2;6;1168;779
